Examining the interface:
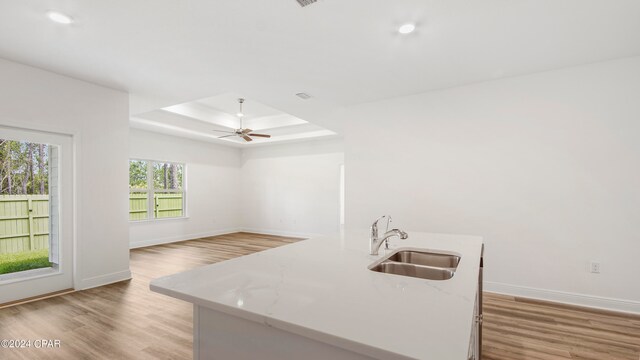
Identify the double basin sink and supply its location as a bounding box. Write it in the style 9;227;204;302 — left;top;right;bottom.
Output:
369;248;461;281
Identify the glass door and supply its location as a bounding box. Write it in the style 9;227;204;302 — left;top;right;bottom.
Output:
0;126;73;304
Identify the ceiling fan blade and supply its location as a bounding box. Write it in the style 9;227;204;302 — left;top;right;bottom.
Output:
212;129;235;133
218;135;235;139
242;135;253;142
241;128;253;134
248;133;271;138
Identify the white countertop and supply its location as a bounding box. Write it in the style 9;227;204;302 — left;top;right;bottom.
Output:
150;231;483;360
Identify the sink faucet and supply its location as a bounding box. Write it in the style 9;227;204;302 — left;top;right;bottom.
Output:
370;215;408;255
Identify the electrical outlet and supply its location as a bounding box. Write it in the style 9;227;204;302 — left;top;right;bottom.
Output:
590;262;601;274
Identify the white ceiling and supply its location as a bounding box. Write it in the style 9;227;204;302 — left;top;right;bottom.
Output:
131;93;337;147
1;1;640;133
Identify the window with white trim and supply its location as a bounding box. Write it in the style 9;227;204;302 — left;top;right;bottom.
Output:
129;159;185;221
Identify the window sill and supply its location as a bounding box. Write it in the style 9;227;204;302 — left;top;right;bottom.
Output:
129;216;190;224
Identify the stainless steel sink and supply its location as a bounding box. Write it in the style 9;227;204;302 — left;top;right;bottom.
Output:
386;250;460;269
370;262;455;280
368;248;461;281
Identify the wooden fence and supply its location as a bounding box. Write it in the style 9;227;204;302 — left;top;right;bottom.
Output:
129;193;183;221
0;195;50;255
1;193;183;254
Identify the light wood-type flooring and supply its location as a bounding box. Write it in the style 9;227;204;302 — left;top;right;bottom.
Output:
0;232;638;359
482;293;640;360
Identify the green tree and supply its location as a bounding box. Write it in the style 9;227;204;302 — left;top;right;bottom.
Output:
37;144;48;194
129;160;148;189
0;140;49;195
151;162;182;190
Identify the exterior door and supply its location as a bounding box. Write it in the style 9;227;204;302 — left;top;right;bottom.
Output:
0;126;73;303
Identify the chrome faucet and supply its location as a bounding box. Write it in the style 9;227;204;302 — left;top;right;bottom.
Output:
370;215;408;255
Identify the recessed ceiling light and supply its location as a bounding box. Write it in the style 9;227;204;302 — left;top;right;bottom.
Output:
398;23;416;35
47;11;73;25
296;92;312;100
237;112;244;117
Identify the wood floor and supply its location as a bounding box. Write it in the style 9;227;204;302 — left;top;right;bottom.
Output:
482;293;640;360
0;233;299;360
0;232;638;360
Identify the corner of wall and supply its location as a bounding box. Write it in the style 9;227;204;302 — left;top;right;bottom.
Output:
77;269;132;291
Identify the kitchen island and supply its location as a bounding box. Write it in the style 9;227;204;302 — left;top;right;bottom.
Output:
150;231;483;360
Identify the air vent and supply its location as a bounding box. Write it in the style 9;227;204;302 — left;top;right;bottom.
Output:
296;0;317;7
296;92;312;100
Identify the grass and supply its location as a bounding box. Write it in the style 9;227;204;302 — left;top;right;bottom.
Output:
0;249;51;275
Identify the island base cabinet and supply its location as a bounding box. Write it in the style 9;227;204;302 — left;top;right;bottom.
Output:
194;305;384;360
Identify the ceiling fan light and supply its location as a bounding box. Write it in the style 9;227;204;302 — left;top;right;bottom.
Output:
233;97;271;142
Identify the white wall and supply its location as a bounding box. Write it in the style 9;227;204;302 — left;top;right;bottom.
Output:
129;134;343;241
129;129;242;247
0;57;130;290
341;56;640;312
240;139;344;237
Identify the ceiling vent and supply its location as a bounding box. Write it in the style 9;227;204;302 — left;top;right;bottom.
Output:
296;0;317;7
296;92;312;100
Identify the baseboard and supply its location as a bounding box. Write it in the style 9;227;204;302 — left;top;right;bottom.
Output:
485;281;640;315
239;227;322;239
78;269;132;290
0;288;75;309
129;228;242;249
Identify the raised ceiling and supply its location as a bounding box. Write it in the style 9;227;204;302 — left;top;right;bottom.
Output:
1;1;640;133
131;93;336;147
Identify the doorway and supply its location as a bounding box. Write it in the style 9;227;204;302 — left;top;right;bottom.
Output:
0;126;73;303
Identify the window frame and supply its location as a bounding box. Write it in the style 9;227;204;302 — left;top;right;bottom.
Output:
0;126;74;297
129;158;186;221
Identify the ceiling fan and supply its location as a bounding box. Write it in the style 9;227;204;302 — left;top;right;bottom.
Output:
213;98;271;142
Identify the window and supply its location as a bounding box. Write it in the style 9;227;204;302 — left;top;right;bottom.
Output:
1;127;74;303
0;139;54;275
129;159;185;221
